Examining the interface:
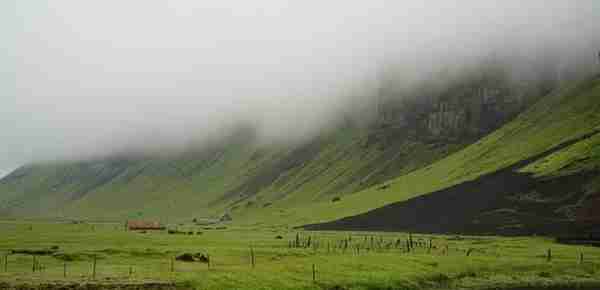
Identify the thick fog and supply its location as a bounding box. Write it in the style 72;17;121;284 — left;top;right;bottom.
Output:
2;0;600;175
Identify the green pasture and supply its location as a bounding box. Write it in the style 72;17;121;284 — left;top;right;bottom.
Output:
1;221;599;290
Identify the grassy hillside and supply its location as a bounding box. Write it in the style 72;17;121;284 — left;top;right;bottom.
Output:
299;75;600;234
0;123;469;221
2;75;598;234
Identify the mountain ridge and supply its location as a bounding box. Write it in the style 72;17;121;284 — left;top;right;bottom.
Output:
2;74;598;236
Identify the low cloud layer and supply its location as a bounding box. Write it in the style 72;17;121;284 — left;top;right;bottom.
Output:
2;0;600;175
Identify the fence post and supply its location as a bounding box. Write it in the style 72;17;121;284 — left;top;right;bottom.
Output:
63;262;67;278
129;266;133;278
546;249;552;262
92;255;97;279
312;264;316;283
170;257;174;272
250;246;256;268
579;253;584;264
32;255;36;273
3;254;7;272
207;254;211;269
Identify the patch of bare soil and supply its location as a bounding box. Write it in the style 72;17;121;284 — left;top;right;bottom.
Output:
303;131;600;236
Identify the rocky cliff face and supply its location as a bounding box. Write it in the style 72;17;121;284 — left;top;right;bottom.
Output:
425;87;524;137
376;77;532;140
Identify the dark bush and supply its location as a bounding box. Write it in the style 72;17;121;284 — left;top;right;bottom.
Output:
332;197;341;203
194;253;210;263
176;253;209;263
10;249;56;255
176;253;195;262
538;271;552;278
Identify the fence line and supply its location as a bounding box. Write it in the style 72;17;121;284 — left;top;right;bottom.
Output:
0;233;594;284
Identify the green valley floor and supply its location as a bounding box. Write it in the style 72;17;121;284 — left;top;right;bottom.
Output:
1;221;599;290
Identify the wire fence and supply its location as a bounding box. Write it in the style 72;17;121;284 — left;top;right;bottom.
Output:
0;232;594;284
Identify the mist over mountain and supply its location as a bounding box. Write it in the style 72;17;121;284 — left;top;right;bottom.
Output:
4;4;600;289
3;0;600;173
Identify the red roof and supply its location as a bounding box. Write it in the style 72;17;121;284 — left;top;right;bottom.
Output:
126;220;164;230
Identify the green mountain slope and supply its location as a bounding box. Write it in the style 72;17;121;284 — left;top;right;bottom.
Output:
301;75;600;234
0;123;470;221
3;73;597;236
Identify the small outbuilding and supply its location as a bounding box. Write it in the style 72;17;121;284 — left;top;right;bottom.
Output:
125;220;165;231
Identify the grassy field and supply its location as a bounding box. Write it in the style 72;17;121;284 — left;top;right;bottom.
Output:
1;221;599;290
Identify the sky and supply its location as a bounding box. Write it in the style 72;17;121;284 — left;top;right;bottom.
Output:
2;0;600;177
